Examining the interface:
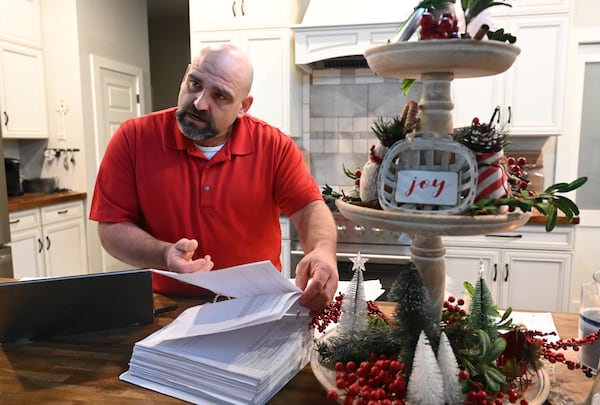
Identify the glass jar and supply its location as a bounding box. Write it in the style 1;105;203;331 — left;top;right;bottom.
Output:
579;271;600;372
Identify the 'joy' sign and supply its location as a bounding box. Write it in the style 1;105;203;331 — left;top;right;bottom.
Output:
395;170;459;206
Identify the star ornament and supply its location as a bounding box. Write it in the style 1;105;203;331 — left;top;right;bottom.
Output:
350;251;369;272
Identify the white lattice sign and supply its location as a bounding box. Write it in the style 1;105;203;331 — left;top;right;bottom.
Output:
377;136;478;215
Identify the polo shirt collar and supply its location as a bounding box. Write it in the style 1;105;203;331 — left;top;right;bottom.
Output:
168;114;255;159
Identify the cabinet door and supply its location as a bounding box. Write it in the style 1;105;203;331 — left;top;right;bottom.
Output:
242;30;289;133
444;248;501;301
452;16;568;135
500;250;571;312
0;42;49;138
10;226;44;279
494;0;571;16
189;0;296;31
189;32;236;66
0;0;42;48
452;75;503;129
42;218;87;277
190;30;301;136
504;15;568;135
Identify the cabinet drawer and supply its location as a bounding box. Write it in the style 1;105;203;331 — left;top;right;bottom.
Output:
9;208;41;232
41;201;84;224
443;225;575;251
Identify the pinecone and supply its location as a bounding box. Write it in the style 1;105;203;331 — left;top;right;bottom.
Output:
454;108;510;153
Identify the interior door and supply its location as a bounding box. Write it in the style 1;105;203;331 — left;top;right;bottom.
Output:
90;55;144;273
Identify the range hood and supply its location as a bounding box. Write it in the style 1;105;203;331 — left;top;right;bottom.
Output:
293;0;416;72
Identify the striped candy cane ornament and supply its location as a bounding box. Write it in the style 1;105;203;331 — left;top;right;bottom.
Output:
475;150;510;202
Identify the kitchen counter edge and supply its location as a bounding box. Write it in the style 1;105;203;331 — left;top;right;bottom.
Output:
8;191;87;212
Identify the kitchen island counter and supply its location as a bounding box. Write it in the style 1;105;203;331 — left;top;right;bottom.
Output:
0;292;592;404
7;191;87;212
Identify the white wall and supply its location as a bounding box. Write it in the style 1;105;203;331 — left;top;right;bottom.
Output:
40;0;152;275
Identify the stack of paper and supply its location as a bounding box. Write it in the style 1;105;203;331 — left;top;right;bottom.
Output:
120;261;312;405
122;315;311;404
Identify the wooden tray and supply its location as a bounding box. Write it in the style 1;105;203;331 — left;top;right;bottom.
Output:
311;329;550;404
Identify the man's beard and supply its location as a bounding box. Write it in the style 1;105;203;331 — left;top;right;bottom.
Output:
176;106;218;142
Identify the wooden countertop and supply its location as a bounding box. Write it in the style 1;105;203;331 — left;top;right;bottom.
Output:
0;294;592;404
8;192;576;226
7;191;87;212
526;209;580;226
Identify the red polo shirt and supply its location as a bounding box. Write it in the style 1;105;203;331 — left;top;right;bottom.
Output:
90;108;321;295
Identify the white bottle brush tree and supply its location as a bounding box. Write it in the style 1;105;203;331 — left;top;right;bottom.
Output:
337;252;370;335
406;330;445;405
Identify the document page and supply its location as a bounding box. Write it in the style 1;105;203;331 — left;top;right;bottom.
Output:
145;291;304;341
152;260;299;298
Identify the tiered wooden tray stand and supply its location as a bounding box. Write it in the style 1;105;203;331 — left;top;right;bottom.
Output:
336;39;527;318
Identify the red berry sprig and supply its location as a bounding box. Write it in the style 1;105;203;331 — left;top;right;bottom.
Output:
327;354;408;404
419;11;460;40
309;292;344;332
506;156;530;191
367;300;385;319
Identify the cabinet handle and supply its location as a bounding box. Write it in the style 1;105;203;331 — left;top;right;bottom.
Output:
484;234;522;239
37;238;43;253
46;236;51;250
9;219;20;225
57;209;68;215
240;0;245;16
504;263;509;282
508;106;512;124
492;264;498;282
231;0;236;17
3;111;8;126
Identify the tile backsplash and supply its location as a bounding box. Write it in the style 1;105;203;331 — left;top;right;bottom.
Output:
304;68;554;193
307;68;423;189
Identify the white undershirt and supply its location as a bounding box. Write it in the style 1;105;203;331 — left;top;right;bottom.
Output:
196;143;224;160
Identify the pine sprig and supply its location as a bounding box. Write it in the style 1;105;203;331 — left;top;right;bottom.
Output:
316;327;399;365
371;116;409;147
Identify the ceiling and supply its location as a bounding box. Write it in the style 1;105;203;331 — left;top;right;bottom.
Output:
146;0;188;19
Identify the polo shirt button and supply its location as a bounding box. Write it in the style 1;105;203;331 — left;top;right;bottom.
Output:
203;185;211;192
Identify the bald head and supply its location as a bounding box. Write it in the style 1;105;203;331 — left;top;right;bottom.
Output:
193;44;254;97
176;44;255;146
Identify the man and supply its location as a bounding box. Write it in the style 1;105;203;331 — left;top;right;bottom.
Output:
89;44;338;313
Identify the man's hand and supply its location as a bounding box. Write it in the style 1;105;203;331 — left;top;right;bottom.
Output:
166;238;214;273
295;249;338;315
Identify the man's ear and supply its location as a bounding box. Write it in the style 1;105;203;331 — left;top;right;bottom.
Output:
239;95;254;117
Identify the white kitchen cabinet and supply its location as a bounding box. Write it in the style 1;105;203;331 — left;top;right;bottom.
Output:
443;225;574;312
9;208;45;278
453;15;568;135
0;0;42;48
0;41;49;138
491;0;571;16
189;0;304;31
8;201;88;279
190;29;302;137
189;0;303;137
